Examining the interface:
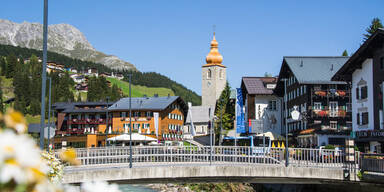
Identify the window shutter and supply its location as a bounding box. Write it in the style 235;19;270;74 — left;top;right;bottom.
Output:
357;113;360;125
362;112;369;125
356;87;360;100
361;86;368;99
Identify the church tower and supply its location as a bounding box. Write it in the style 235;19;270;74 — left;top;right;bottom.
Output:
202;33;226;108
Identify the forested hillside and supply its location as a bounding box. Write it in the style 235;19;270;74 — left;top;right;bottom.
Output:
0;44;201;105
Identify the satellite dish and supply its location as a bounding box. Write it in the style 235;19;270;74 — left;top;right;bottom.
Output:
44;126;56;139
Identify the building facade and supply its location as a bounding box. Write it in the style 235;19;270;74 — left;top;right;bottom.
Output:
53;102;113;148
202;33;226;108
108;96;188;142
240;77;282;140
275;56;352;147
332;29;384;153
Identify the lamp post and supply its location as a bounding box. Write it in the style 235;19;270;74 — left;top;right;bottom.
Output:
209;107;213;165
105;96;110;147
128;74;133;168
39;0;48;150
281;78;289;166
47;77;52;152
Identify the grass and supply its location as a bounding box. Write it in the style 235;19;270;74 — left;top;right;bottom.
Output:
25;114;55;124
107;77;174;97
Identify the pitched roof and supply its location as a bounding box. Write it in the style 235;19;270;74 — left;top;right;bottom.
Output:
332;28;384;81
282;56;349;84
52;102;113;113
241;77;277;95
108;96;181;111
185;105;212;123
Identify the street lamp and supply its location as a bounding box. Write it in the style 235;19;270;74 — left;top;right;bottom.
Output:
127;74;133;168
47;77;52;152
105;96;110;147
281;78;289;167
39;0;49;150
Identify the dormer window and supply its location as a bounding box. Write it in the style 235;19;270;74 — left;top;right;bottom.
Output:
266;84;276;89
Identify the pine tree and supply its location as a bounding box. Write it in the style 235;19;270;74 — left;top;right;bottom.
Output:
364;17;383;41
30;98;41;116
0;57;6;76
5;53;17;78
0;78;3;113
214;82;235;144
342;50;348;56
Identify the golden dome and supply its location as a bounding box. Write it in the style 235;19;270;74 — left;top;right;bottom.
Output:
204;33;225;67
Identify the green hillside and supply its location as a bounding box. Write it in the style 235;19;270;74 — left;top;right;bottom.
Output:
106;77;174;97
0;44;201;105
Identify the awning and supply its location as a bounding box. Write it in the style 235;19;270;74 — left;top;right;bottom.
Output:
107;133;157;142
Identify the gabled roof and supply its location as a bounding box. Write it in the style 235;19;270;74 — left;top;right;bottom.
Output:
282;56;349;84
185;105;213;123
108;96;184;111
52;101;113;113
241;77;277;95
332;28;384;81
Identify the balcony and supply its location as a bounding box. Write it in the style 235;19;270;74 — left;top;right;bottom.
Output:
312;89;350;98
68;118;107;125
310;109;350;118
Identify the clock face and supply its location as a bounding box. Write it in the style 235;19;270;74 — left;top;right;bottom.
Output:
207;82;211;87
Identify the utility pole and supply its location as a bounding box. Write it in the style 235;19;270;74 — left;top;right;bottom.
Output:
47;77;52;152
128;74;133;168
39;0;48;150
105;97;109;147
282;78;289;167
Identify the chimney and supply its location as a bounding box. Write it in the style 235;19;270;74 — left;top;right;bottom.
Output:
300;60;303;67
167;93;170;98
330;64;334;71
154;94;158;97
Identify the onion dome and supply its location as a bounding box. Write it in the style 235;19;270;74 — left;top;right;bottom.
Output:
204;33;225;67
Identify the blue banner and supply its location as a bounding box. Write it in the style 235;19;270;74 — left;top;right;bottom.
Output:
236;88;246;133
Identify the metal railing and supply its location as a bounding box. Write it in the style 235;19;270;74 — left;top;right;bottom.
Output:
66;146;360;169
360;153;384;173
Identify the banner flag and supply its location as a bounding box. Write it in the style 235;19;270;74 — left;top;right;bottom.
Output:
236;88;246;133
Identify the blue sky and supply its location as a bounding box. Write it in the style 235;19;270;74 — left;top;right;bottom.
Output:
1;1;384;94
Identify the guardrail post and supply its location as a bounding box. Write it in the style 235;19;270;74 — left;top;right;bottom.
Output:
248;147;251;164
86;148;89;165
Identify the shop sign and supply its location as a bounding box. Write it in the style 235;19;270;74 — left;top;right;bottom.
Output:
355;130;384;138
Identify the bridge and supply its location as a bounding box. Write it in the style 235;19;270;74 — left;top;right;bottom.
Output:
62;146;360;184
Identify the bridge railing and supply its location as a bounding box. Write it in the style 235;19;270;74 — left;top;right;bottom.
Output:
68;146;358;168
360;153;384;173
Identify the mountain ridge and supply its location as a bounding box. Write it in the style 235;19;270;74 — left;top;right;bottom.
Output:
0;19;136;70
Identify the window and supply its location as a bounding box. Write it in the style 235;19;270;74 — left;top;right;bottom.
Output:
304;85;307;94
380;57;384;70
268;100;277;111
120;112;127;118
297;88;300;97
356;113;360;125
362;112;369;125
356;79;367;100
314;85;321;91
313;102;322;110
207;69;212;79
134;112;139;117
330;121;337;129
361;86;368;99
146;111;152;117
